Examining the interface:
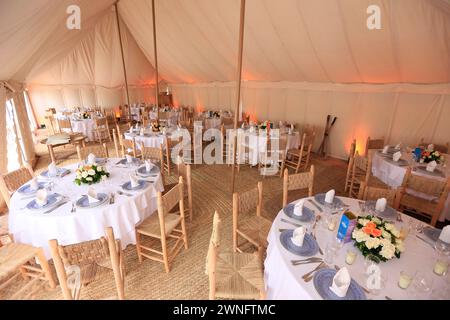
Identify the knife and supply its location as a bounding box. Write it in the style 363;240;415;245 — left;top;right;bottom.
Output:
308;199;323;212
43;201;69;214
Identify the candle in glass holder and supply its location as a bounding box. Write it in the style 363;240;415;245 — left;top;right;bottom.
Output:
398;271;413;289
400;226;410;240
345;250;357;265
433;260;448;276
328;219;337;231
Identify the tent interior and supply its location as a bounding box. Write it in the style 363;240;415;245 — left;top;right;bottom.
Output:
1;0;450;300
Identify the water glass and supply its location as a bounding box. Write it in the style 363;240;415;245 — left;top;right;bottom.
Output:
398;271;414;289
324;242;338;265
412;272;433;298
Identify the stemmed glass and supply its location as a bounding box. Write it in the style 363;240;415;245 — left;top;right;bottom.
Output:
411;271;434;299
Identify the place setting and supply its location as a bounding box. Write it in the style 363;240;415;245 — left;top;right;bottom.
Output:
39;161;71;178
364;197;397;221
22;188;68;214
75;187;110;210
115;154;142;168
119;174;149;196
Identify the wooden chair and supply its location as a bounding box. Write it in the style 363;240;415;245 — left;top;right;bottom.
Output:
139;142;165;185
76;143;109;162
282;165;315;207
177;158;193;221
232;181;271;254
357;182;397;208
57;118;73;134
135;177;188;273
121;136;139;158
0;242;56;300
365;136;385;157
348;139;356;162
348;151;372;198
344;144;356;193
49;227;125;300
284;132;315;173
206;211;265;300
0;165;34;208
419;139;449;154
395;168;450;226
164;135;181;176
94;117;111;143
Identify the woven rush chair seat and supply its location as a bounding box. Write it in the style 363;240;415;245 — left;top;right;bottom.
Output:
214;251;264;300
0;165;34;208
236;215;271;250
0;243;42;282
399;193;440;213
282;166;315;207
136;213;182;238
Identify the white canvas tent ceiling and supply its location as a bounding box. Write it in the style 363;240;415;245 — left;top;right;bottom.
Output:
1;0;450;160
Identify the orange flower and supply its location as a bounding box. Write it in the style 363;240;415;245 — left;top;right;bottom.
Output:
371;229;382;237
365;222;376;229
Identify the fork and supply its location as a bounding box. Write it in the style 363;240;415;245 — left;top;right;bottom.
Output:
280;218;302;228
303;262;327;282
117;190;132;197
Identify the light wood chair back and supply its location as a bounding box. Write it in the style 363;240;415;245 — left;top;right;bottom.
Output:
94;117;111;143
49;227;125;300
76;143;109;162
135;177;188;273
348;151;372;198
57;118;73;134
282;165;315;207
365;136;385;157
0;165;34;208
177;157;193;221
357;182;397;208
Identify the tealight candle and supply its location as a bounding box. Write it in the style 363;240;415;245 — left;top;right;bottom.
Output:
328;219;337;231
345;250;357;265
433;260;448;276
398;271;413;289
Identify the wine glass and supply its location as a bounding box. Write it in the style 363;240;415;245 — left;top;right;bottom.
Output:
412;271;434;299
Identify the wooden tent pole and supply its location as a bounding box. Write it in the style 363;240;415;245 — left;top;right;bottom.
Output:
151;0;160;121
114;2;130;107
231;0;246;193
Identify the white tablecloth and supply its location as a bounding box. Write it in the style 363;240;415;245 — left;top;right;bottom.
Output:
70;118;97;141
372;151;450;221
8;159;164;258
265;196;449;300
124;132;166;150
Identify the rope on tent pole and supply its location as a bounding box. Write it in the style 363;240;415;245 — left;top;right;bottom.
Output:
231;0;246;194
151;0;160;122
114;3;131;108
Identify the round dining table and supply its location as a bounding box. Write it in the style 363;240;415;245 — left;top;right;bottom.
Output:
371;151;450;221
8;158;164;259
70;117;101;142
264;195;450;300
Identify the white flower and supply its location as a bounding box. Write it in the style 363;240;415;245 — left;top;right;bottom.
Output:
391;228;400;238
372;217;381;225
352;229;370;243
381;230;392;240
101;175;108;181
365;237;381;250
358;218;370;226
88;169;96;176
384;223;394;231
86;177;93;182
380;242;396;260
395;239;405;252
97;166;103;172
81;171;88;178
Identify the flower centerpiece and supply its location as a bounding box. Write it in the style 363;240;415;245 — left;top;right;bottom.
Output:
421;150;444;164
74;164;109;185
259;120;272;130
212;111;220;118
351;215;404;262
82;112;90;119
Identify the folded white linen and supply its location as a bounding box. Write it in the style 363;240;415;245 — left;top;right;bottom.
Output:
393;151;402;162
439;225;450;244
426;160;437;172
87;187;100;204
293;199;305;216
325;189;335;204
145;160;153;172
29;178;39;191
87;153;96;164
291;226;306;246
36;189;48;206
329;267;351;298
48;162;58;176
382;146;389;154
130;174;139;188
375;198;387;212
395;143;402;150
126;154;133;164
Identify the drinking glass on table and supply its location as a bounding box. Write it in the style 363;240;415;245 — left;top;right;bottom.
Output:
412;271;434;299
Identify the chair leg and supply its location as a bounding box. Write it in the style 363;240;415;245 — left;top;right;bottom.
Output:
135;231;143;263
181;219;188;250
161;240;170;273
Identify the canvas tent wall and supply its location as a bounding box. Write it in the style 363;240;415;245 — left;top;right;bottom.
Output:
1;0;450;161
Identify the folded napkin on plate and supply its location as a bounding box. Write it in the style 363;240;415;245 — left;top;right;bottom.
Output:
126;154;133;164
145;160;154;172
426;160;437;172
241;122;245;129
428;144;434;152
392;151;402;162
87;187;100;204
329;267;351;298
325;189;335;204
36;189;48;206
29;178;39;191
140;128;145;136
382;146;390;154
135;123;139;129
395;143;402;150
291;226;306;247
375;198;387;212
293;199;305;216
130;174;139;188
439;225;450;244
87;153;96;164
48;162;58;176
128;127;133;133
